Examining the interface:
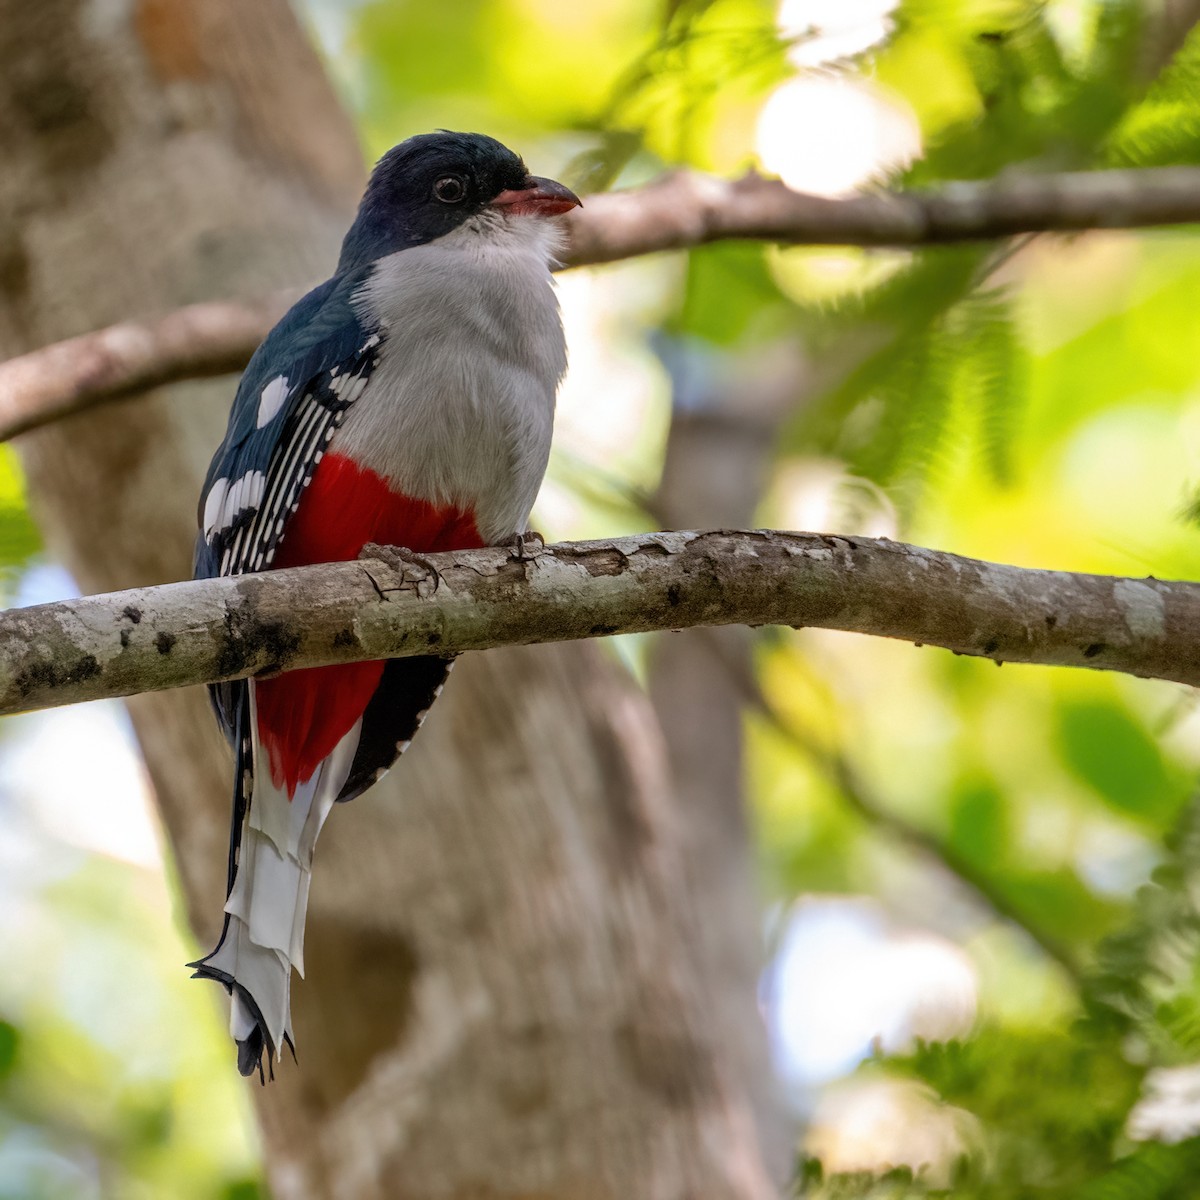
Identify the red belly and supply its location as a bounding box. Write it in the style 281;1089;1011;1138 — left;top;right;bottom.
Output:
256;453;483;795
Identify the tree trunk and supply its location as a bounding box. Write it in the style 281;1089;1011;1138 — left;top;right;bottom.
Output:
649;341;815;1177
0;2;775;1196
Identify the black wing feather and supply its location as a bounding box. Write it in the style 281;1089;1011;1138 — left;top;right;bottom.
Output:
337;655;456;803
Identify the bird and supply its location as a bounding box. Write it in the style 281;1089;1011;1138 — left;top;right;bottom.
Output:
190;131;580;1080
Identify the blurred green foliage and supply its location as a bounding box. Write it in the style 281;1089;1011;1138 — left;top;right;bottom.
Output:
0;448;40;598
8;0;1200;1195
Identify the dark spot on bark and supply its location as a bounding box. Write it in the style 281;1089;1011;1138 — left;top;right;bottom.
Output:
119;629;131;649
0;234;30;304
634;540;672;557
215;609;243;678
666;583;682;607
122;606;143;624
512;1019;550;1046
589;623;619;637
495;1060;552;1119
426;631;441;646
155;631;176;655
332;627;356;649
1046;613;1058;629
248;620;302;673
217;584;302;677
983;638;999;655
293;919;418;1114
73;654;100;681
1;3;116;184
1084;643;1106;658
14;652;101;700
615;1014;714;1109
13;74;90;134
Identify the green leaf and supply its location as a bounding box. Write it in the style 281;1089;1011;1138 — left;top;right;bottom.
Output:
1058;699;1184;824
1003;867;1124;945
0;1020;18;1080
0;447;40;579
1077;1138;1200;1200
669;241;792;347
221;1180;265;1200
948;777;1007;862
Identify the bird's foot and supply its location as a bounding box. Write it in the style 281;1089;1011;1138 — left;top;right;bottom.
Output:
359;542;441;597
507;529;546;562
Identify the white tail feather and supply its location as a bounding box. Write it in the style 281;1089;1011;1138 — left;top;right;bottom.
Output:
209;683;361;1064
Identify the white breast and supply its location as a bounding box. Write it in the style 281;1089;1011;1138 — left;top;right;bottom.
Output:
334;214;567;543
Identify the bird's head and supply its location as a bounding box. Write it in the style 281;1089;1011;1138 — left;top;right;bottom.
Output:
338;131;581;272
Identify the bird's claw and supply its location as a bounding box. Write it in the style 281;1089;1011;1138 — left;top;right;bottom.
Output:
508;529;546;562
359;542;441;595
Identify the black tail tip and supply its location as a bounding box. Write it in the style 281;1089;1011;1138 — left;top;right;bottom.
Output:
237;1030;295;1083
190;956;281;1084
237;1026;266;1079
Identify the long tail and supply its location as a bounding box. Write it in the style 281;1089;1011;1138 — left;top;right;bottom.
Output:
190;681;358;1079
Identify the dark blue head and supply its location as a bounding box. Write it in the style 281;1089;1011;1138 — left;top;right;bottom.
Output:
337;131;581;273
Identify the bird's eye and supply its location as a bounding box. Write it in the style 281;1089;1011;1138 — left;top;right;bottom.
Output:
433;176;467;204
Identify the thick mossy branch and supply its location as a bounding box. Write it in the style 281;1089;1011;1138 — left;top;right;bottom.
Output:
1;529;1197;715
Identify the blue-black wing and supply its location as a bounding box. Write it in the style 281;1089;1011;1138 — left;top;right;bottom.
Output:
196;270;382;740
195;270;380;580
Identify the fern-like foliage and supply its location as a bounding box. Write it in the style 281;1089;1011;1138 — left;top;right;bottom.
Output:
792;795;1200;1198
952;290;1030;487
1084;793;1200;1066
787;254;1028;513
1108;21;1200;166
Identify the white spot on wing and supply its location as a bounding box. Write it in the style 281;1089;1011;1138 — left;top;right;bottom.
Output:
257;375;290;429
203;477;230;538
329;369;371;403
204;470;266;540
227;470;266;519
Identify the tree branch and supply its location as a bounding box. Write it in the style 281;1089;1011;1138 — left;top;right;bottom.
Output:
560;166;1200;264
3;529;1198;716
6;165;1200;441
0;291;298;441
